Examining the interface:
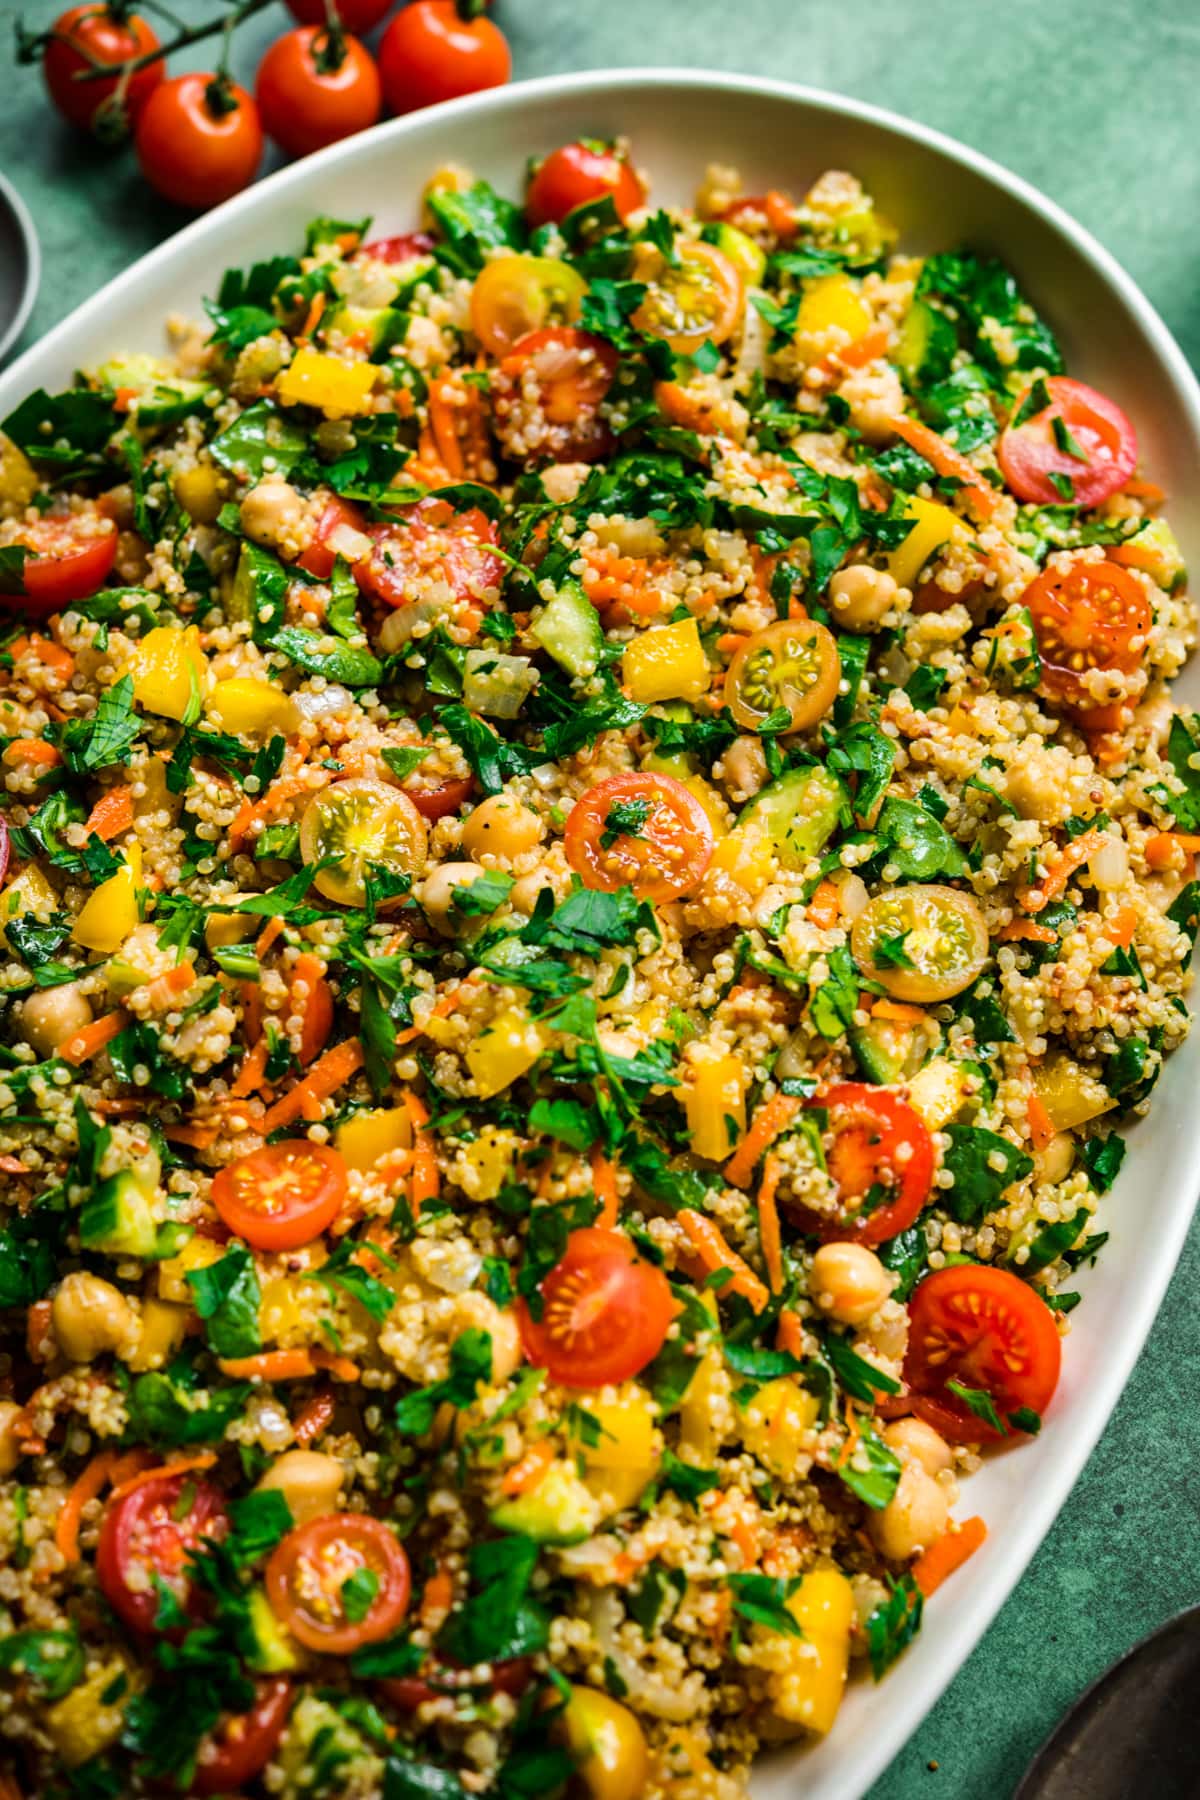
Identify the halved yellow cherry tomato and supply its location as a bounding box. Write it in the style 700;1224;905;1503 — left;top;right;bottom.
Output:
299;775;427;907
850;883;988;1003
724;619;841;733
632;241;742;355
470;254;587;358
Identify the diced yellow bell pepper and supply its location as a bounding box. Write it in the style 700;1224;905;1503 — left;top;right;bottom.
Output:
71;841;142;954
459;1123;517;1200
207;676;301;739
44;1661;129;1767
0;432;39;508
885;496;959;591
203;910;259;952
575;1388;661;1512
259;1273;328;1344
1033;1053;1115;1131
124;625;207;723
795;273;872;351
158;1231;224;1304
683;1046;748;1161
622;618;710;704
336;1106;414;1171
906;1055;971;1129
707;824;774;897
715;223;767;286
740;1376;820;1478
0;863;58;951
127;1298;190;1372
560;1687;649;1800
277;348;376;419
466;1007;548;1098
767;1568;856;1735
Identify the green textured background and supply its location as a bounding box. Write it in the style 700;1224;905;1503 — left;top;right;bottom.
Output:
4;3;1199;1793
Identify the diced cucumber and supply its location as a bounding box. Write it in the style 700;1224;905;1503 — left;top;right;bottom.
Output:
849;1018;915;1085
708;222;767;286
894;300;957;388
79;1170;158;1259
244;1587;302;1673
737;764;845;869
530;581;604;678
324;303;410;365
93;353;217;427
490;1460;599;1545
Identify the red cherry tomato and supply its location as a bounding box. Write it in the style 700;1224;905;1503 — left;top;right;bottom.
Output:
905;1265;1062;1443
296;494;370;579
134;74;263;211
190;1679;294;1797
1023;557;1152;722
266;1514;411;1653
7;513;117;616
720;190;798;240
379;1655;531;1712
357;498;505;612
525;140;644;227
285;0;391;31
495;327;618;464
97;1474;229;1636
516;1227;676;1389
563;772;715;905
211;1141;348;1251
256;26;381;161
0;819;9;887
43;3;163;134
405;774;475;821
784;1084;934;1246
998;377;1137;509
357;231;435;266
377;0;510;114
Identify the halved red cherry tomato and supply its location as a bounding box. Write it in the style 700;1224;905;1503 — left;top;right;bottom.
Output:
357;498;505;611
563;771;715;904
191;1679;294;1797
469;254;587;359
255;25;381;161
526;140;644;227
7;514;118;616
356;230;435;266
43;2;164;134
905;1265;1062;1443
516;1227;675;1389
721;191;797;240
787;1084;934;1246
405;774;475;822
998;377;1137;509
632;242;743;355
97;1474;229;1636
376;0;510;115
1023;557;1152;721
495;327;618;463
296;494;370;579
266;1513;411;1653
211;1141;347;1251
724;619;841;733
379;1655;531;1712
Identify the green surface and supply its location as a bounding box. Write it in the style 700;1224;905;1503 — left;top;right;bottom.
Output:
4;3;1198;1794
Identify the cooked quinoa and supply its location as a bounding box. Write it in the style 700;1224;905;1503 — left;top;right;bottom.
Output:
0;145;1195;1798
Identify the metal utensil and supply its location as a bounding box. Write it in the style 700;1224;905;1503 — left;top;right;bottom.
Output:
1014;1604;1200;1798
0;171;40;364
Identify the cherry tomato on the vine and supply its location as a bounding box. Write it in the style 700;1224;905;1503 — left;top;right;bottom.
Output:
134;73;262;210
211;1141;348;1251
998;376;1137;510
786;1084;934;1246
526;140;644;227
377;0;510;116
266;1514;412;1653
43;3;163;135
905;1265;1062;1443
285;0;392;31
5;513;117;616
190;1680;294;1797
563;771;715;904
516;1227;676;1388
97;1473;229;1636
256;26;381;161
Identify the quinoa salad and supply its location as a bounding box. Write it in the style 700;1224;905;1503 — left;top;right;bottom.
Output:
0;138;1196;1800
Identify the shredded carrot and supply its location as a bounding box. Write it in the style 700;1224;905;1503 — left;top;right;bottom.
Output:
1145;832;1187;870
84;785;134;841
428;376;492;482
715;631;750;654
870;998;928;1023
8;633;75;681
500;1438;555;1499
3;739;61;768
261;1037;364;1133
0;1769;25;1800
806;878;841;929
776;1307;805;1358
406;1090;439;1218
1122;477;1165;505
590;1146;619;1228
230;1036;270;1099
394;981;473;1045
823;325;889;373
298;290;326;342
55;1449;118;1564
229;773;312;853
653;379;724;432
145;960;196;1010
162;1121;220;1149
913;1515;988;1597
419;1565;455;1626
757;1155;784;1295
257;915;286;956
220;1350;317;1381
997;919;1056;944
293;952;334;1066
293;1388;336;1445
1019;828;1104;912
836;1399;861;1469
889;414;999;519
310;1347;362;1382
109;1448;155;1488
241;979;264;1047
1027;1090;1056;1154
26;1300;52;1364
678;1209;770;1314
107;1452;218;1504
725;1093;801;1191
58;1008;128;1065
1106;904;1139;951
0;1154;26;1174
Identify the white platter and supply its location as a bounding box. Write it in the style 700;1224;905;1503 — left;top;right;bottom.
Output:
3;68;1199;1800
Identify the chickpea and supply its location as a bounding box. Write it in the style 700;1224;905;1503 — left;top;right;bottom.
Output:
239;477;305;549
52;1273;136;1363
1034;1130;1076;1187
453;1292;522;1382
510;865;568;915
828;564;899;631
256;1449;345;1526
19;982;93;1058
808;1242;894;1326
418;861;490;935
867;1460;950;1561
0;1398;23;1476
883;1416;953;1478
172;463;227;526
459;793;544;863
719;735;768;803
